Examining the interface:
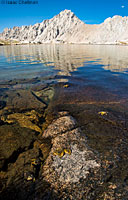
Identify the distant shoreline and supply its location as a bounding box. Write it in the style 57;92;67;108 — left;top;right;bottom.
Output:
0;41;128;46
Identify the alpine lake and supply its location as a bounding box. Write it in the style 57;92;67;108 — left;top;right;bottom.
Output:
0;44;128;200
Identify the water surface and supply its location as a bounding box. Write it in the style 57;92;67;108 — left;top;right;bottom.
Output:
0;44;128;106
1;44;128;199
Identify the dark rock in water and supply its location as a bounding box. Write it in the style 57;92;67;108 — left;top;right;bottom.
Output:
1;77;40;86
0;124;37;171
0;159;4;170
31;84;48;92
5;148;41;184
39;140;52;160
0;101;6;109
0;139;52;200
32;86;55;105
5;89;46;112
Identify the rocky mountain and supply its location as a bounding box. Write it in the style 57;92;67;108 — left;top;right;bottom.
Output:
0;9;128;44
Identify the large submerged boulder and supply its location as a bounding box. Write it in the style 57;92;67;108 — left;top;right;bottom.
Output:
41;112;100;198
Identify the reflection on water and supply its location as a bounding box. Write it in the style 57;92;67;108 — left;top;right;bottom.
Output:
0;44;128;99
0;44;85;79
1;44;128;79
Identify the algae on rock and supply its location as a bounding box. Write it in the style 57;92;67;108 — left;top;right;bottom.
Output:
1;110;43;133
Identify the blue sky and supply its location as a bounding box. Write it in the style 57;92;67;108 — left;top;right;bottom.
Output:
0;0;128;32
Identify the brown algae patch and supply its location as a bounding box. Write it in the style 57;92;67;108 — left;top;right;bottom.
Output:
53;148;72;158
1;110;43;133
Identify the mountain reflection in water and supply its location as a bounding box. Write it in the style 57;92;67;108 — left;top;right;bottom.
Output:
0;44;128;101
0;44;128;79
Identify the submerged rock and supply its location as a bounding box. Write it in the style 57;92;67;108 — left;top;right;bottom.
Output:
0;111;101;199
0;124;37;171
42;112;100;197
0;101;6;109
43;115;76;138
51;144;100;183
0;104;127;200
5;89;46;112
33;87;55;105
